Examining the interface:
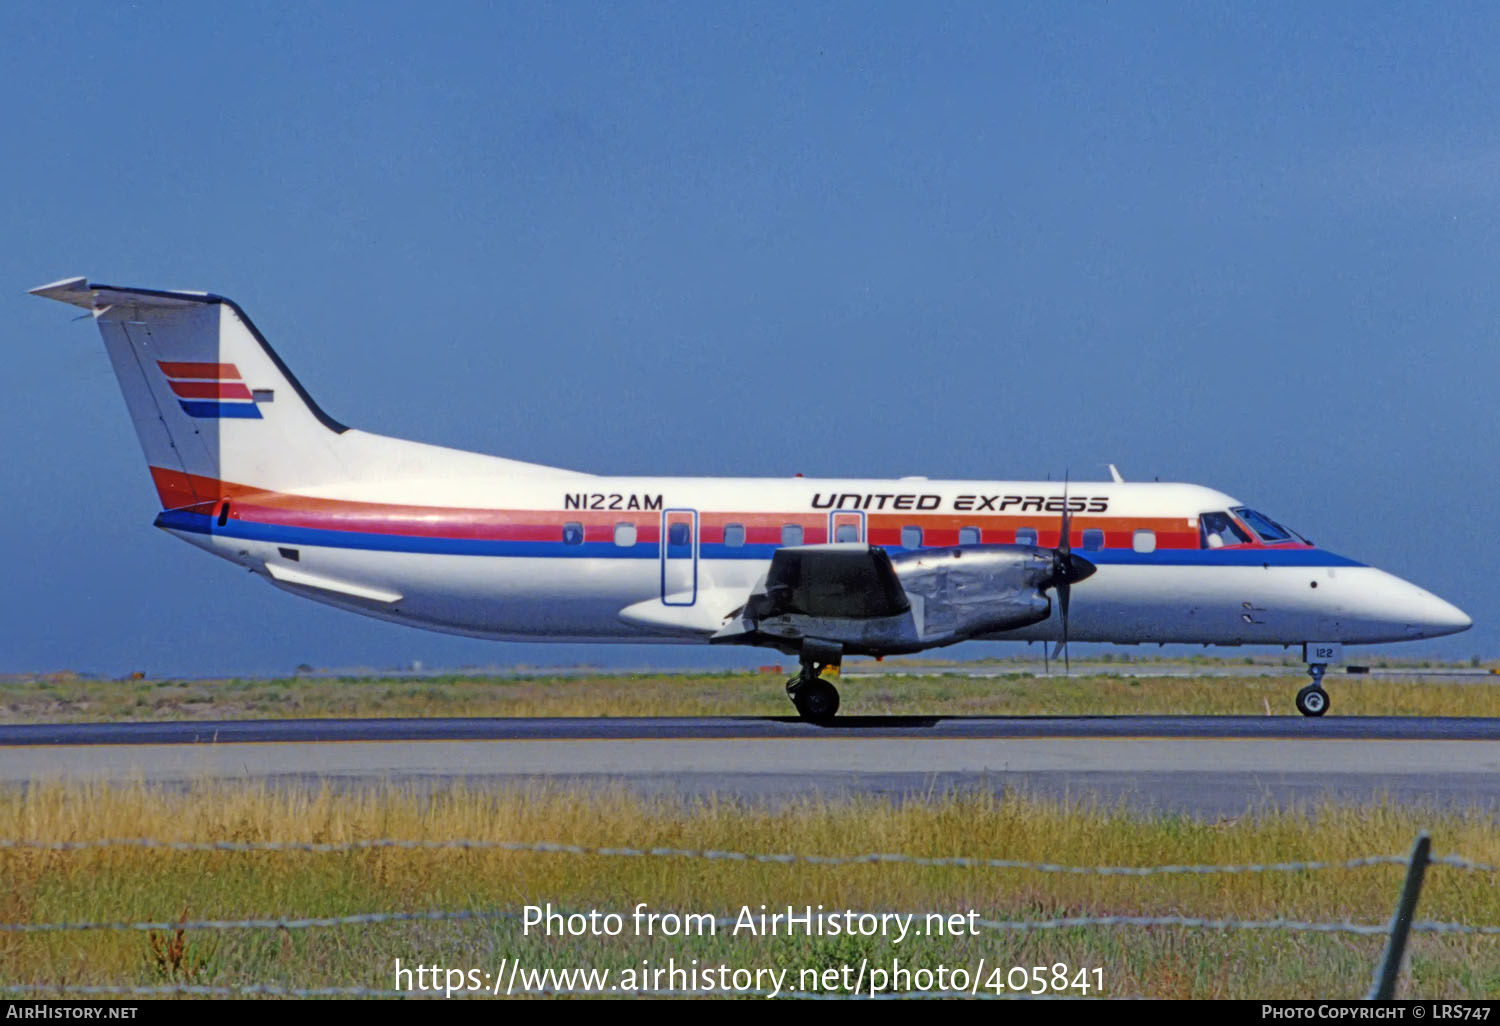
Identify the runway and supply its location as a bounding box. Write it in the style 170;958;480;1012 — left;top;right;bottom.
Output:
4;716;1499;817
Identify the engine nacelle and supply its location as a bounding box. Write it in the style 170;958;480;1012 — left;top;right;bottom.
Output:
889;545;1055;644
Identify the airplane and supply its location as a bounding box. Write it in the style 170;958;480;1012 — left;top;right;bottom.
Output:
32;277;1472;721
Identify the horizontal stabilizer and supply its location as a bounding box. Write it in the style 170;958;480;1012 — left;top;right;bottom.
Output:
30;277;211;312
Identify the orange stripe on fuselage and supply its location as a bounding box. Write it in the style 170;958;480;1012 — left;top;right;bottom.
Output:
149;468;273;510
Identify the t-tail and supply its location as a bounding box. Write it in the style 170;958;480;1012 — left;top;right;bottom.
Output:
30;277;352;510
30;277;572;515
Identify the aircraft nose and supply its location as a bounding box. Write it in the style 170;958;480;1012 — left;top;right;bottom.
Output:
1388;574;1472;639
1425;595;1473;637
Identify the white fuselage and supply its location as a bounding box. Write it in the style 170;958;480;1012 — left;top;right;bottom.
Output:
157;465;1471;652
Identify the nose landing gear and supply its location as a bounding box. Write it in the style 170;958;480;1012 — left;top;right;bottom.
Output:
1295;663;1329;717
787;657;840;722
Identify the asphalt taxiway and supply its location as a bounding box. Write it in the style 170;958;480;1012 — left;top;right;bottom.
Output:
3;716;1499;817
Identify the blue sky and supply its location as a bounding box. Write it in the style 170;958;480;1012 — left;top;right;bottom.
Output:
4;2;1497;675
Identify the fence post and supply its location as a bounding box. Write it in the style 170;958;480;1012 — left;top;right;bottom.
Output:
1365;831;1431;1000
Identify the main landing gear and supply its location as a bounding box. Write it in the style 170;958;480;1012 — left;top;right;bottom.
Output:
787;657;840;723
1295;663;1330;717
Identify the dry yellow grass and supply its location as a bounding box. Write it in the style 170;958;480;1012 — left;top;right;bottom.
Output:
2;781;1498;998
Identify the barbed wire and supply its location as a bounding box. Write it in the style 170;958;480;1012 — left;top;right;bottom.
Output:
976;914;1500;936
0;982;1038;1000
1;837;1493;875
0;908;516;934
5;906;1498;938
4;836;1493;999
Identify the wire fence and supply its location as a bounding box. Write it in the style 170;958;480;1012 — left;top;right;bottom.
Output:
0;982;1016;1000
0;831;1489;999
5;907;1500;938
2;835;1494;875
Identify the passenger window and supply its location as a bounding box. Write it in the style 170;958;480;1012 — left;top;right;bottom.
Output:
614;522;637;547
835;523;859;543
723;523;746;548
901;525;923;548
1016;527;1038;546
562;522;584;546
1133;528;1156;553
668;522;691;547
781;524;803;546
959;526;981;545
1082;528;1104;551
1199;511;1252;549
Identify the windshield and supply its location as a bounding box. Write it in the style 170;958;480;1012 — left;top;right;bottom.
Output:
1232;507;1306;544
1199;511;1252;549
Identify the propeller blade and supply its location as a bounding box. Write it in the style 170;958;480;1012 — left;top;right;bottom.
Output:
1059;580;1071;673
1057;471;1072;673
1057;470;1071;557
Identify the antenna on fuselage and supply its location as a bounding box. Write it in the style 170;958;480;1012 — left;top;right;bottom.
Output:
1108;464;1124;483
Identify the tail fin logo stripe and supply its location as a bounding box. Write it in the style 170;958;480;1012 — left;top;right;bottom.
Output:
177;400;263;419
157;361;241;380
168;380;255;400
157;360;262;420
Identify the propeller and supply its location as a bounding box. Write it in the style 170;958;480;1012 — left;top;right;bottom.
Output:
1047;472;1097;674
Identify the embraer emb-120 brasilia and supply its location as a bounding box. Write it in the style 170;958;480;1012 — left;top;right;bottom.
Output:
33;277;1472;721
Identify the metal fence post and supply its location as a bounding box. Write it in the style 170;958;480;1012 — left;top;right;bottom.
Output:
1366;831;1431;1000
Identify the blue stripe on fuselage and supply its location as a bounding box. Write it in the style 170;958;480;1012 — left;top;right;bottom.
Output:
153;510;1368;568
1084;547;1365;567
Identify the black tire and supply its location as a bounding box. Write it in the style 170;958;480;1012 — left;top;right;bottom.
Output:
794;681;840;722
1295;684;1329;717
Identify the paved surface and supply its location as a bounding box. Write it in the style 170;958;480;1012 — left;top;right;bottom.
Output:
4;716;1499;816
844;663;1500;682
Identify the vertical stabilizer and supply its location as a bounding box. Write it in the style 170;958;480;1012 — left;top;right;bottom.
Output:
31;278;347;508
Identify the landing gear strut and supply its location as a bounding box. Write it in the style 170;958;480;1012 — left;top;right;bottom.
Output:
1296;663;1329;717
787;657;840;722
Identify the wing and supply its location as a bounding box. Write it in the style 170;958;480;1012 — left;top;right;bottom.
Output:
711;543;922;656
625;542;1063;660
616;544;908;640
751;543;910;619
715;543;1063;658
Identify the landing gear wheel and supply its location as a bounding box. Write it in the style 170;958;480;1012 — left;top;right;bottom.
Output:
1295;684;1329;717
792;679;840;722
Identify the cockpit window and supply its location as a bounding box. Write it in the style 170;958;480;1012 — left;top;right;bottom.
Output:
1199;511;1253;549
1232;507;1303;544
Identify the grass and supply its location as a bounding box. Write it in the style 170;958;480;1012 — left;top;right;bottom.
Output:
4;669;1500;722
2;782;1499;999
4;668;1496;998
